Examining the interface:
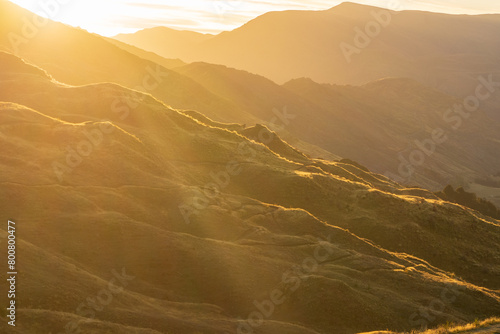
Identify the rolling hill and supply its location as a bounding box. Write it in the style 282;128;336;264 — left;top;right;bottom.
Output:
284;77;500;205
174;62;500;206
1;49;500;334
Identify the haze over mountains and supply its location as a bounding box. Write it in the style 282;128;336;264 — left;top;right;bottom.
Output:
1;1;500;333
115;2;500;120
114;26;213;60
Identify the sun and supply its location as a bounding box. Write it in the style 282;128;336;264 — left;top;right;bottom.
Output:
8;0;132;36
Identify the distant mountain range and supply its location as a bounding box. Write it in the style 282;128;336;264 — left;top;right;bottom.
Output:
115;2;500;121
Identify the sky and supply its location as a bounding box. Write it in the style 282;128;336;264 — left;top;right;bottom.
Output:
8;0;500;36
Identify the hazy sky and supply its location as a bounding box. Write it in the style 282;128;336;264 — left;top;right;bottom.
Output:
8;0;500;36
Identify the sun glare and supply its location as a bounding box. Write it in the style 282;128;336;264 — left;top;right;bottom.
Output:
6;0;500;36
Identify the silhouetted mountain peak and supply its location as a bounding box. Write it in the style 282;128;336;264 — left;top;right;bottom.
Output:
115;25;213;39
327;1;391;14
284;77;319;86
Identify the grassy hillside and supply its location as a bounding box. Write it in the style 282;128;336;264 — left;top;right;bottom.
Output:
1;50;499;334
285;77;500;206
174;61;500;207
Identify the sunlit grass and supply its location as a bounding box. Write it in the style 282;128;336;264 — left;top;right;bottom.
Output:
402;317;500;334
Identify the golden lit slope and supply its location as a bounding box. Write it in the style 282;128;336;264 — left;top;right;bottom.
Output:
175;61;500;207
0;52;499;334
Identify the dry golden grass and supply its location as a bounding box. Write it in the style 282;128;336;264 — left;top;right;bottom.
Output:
402;317;500;334
1;3;500;333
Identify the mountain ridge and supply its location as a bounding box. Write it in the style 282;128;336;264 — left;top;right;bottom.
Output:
174;61;500;207
115;2;500;121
